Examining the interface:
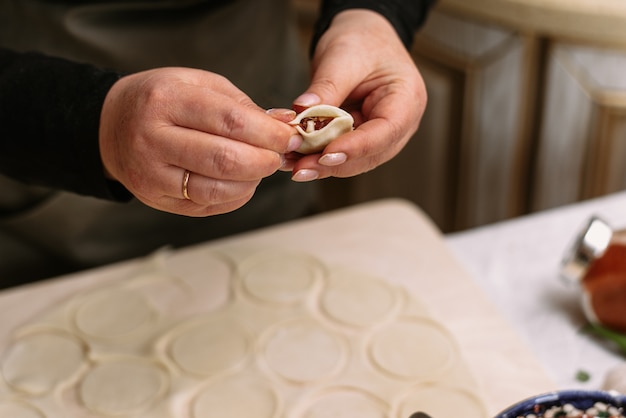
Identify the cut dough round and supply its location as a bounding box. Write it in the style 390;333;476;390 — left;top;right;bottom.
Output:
299;387;388;418
79;358;167;416
164;249;232;311
368;317;456;379
397;383;487;418
2;331;85;395
238;251;323;305
192;372;278;418
0;401;45;418
74;288;154;338
320;268;398;327
262;318;345;383
170;317;249;377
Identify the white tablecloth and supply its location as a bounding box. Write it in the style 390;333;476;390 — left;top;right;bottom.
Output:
446;192;626;390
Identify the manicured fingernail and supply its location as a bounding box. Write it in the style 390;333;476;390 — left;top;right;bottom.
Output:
266;108;296;121
293;93;321;108
279;155;296;171
287;135;303;152
318;152;347;166
292;169;319;182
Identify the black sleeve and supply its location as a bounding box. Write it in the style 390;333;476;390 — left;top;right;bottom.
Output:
311;0;436;54
0;48;132;201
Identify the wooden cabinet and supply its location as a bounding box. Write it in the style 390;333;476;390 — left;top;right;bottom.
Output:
533;44;626;212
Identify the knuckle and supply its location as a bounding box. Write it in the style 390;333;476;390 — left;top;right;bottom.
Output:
203;182;227;205
313;77;341;101
210;145;240;176
137;78;170;108
220;108;247;138
198;180;257;209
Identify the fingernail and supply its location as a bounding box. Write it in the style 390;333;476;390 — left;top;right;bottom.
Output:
266;108;296;122
279;161;295;171
318;152;347;166
293;93;321;108
287;135;303;152
292;169;319;182
279;154;296;171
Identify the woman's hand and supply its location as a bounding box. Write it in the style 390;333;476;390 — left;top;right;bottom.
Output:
287;9;427;182
99;67;301;216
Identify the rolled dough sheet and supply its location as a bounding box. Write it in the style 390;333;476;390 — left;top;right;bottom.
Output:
0;199;556;417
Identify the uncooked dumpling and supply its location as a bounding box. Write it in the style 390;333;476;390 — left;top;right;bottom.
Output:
289;105;354;154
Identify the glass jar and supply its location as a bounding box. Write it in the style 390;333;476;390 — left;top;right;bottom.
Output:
561;216;626;333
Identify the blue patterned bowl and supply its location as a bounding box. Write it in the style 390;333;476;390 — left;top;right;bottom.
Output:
495;390;626;418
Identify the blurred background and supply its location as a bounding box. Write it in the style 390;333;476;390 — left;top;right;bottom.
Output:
294;0;626;233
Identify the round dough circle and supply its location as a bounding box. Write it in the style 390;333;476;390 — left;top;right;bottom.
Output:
397;383;486;418
368;317;456;379
2;331;85;395
238;251;323;305
263;318;345;383
299;387;388;418
74;288;154;338
320;268;398;327
79;358;167;415
170;317;249;377
0;401;44;418
192;372;278;418
164;250;232;311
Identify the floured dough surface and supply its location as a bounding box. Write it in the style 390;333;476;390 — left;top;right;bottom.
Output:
191;371;278;418
0;401;44;418
397;383;486;418
298;387;388;418
0;248;487;418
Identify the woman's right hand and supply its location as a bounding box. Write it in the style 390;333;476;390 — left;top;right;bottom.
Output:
99;67;302;217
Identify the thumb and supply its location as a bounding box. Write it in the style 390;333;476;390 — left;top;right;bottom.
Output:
293;60;356;113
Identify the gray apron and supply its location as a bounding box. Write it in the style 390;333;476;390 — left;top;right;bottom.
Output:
0;0;314;285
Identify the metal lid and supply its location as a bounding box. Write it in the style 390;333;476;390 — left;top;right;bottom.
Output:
560;216;613;284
